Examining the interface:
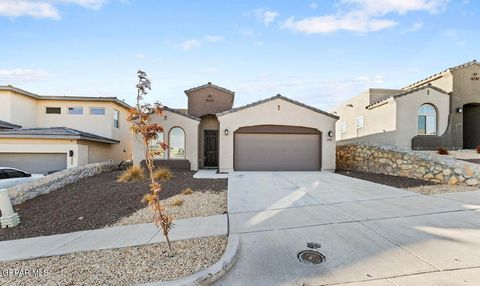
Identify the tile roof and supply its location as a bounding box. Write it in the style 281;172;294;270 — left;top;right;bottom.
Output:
0;120;21;129
0;85;133;109
402;60;479;90
216;94;340;119
366;84;449;109
184;82;235;96
0;127;119;144
163;106;201;121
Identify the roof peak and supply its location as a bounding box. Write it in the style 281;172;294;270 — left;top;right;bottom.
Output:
184;82;235;95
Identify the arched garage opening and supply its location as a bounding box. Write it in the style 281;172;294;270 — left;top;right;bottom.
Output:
234;125;322;171
463;103;480;149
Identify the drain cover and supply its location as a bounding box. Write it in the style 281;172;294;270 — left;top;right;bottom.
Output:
307;242;321;249
297;250;326;265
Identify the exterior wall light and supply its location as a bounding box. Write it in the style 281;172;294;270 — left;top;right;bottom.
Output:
456;107;463;113
327;130;334;138
224;129;229;136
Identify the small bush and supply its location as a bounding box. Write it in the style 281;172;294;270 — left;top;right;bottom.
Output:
477;146;480;154
153;167;172;181
437;147;449;155
117;165;145;182
171;197;184;207
182;188;193;195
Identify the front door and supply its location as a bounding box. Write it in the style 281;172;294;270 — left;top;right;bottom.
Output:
204;130;218;167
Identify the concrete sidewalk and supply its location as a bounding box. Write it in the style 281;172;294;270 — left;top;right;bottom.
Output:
0;214;227;262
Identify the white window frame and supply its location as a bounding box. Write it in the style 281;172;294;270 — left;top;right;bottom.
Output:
45;107;61;114
340;121;347;134
90;107;105;115
418;104;437;135
113;109;120;128
356;116;364;129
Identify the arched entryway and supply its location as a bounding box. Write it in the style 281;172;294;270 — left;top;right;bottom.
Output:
463;103;480;149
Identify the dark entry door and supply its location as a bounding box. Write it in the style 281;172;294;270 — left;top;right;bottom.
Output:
204;130;218;167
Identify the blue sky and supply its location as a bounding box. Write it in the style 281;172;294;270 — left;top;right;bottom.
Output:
0;0;478;111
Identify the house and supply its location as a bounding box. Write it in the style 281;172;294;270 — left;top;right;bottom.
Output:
334;60;480;150
0;85;133;174
133;82;338;172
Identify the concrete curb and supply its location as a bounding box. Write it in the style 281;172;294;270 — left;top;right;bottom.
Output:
138;234;240;286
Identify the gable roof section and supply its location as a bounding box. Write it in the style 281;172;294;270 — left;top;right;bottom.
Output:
0;120;21;129
0;127;119;144
217;94;339;119
366;84;449;109
184;82;235;96
163;106;201;121
402;60;479;90
0;85;133;110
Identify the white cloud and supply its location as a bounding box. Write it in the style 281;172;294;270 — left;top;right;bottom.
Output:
0;0;108;19
404;21;424;32
309;2;318;9
254;9;279;26
204;35;223;42
0;68;49;82
283;0;448;34
180;39;201;51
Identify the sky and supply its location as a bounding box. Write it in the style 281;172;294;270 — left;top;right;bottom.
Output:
0;0;478;111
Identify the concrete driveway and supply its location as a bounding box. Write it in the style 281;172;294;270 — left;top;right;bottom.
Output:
215;172;480;286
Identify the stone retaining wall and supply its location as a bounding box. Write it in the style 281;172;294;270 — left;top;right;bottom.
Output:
337;144;480;186
7;162;118;205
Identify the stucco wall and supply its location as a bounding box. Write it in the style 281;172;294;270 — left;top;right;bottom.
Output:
217;98;338;172
132;110;200;170
0;91;12;124
187;86;234;117
10;91;37;128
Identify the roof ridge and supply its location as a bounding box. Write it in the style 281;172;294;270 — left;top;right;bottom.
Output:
184;82;235;96
366;84;449;109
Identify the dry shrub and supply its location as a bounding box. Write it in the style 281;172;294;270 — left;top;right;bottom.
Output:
477;146;480;154
117;165;145;182
437;147;449;155
153;167;172;181
171;197;184;207
182;188;193;195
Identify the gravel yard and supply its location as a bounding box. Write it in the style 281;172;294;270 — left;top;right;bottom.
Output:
336;170;479;195
113;190;227;226
0;236;227;286
420;149;480;163
0;170;227;241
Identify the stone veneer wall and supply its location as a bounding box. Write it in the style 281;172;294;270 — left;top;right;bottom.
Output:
7;162;118;205
337;144;480;186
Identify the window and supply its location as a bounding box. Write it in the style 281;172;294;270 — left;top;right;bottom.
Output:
356;116;364;128
68;107;83;115
150;132;167;159
46;107;61;114
340;121;347;133
169;127;185;159
418;104;437;135
113;110;120;128
4;169;28;178
90;107;105;115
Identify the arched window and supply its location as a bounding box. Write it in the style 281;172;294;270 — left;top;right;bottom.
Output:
418;104;437;135
169;127;186;159
149;132;166;159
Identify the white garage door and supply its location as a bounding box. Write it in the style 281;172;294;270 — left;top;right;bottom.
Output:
0;153;68;175
234;126;321;171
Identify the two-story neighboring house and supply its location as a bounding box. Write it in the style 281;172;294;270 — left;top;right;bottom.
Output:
0;85;133;174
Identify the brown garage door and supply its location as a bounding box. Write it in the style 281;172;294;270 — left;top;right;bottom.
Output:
0;153;67;175
234;125;321;171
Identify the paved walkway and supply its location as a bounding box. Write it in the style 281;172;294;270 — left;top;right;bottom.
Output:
214;172;480;286
193;169;228;179
0;214;227;262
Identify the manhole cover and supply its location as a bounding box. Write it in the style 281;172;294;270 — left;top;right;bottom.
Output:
297;250;326;265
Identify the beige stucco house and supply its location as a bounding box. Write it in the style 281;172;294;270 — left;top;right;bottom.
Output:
334;60;480;150
133;82;339;172
0;85;133;174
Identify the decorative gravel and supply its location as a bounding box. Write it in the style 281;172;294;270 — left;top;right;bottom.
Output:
0;170;227;241
420;149;480;162
406;184;479;195
113;190;227;226
0;236;227;286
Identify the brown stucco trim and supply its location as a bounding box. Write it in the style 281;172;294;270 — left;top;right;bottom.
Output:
0;85;133;110
217;94;339;119
235;125;321;134
402;59;479;90
366;84;449;110
184;82;235;96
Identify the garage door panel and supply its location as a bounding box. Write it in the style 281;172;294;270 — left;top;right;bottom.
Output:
235;133;321;171
0;153;67;175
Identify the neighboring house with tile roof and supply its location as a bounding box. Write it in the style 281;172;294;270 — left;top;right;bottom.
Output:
133;82;338;172
333;60;480;150
0;86;133;174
